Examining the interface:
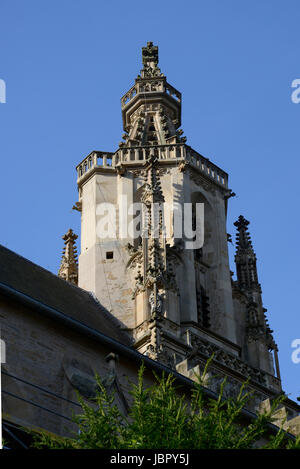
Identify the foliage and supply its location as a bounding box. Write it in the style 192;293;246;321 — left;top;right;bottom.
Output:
32;361;300;450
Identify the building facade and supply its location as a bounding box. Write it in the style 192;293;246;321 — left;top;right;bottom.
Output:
1;42;299;447
75;42;289;409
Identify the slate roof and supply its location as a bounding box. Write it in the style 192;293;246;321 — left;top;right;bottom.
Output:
0;244;132;346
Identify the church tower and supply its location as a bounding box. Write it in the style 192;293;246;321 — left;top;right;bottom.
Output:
75;42;281;404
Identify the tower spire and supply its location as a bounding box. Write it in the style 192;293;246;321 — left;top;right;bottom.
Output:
119;42;185;147
234;216;278;373
234;215;259;292
75;42;284;389
58;229;78;285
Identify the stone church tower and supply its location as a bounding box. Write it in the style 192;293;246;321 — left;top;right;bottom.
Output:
75;42;281;403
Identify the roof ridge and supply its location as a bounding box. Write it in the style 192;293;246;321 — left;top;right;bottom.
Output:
0;243;133;345
0;243;90;296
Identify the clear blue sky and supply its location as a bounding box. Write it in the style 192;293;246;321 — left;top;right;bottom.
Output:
0;0;299;401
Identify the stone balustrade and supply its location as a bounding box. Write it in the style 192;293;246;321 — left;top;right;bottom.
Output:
76;144;228;189
165;83;181;102
121;80;181;108
121;85;138;107
76;151;114;180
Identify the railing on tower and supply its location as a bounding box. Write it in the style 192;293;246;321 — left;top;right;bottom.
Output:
121;80;181;108
76;151;114;179
76;144;228;188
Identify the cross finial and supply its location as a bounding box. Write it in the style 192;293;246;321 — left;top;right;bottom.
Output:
63;228;78;244
234;215;250;230
234;215;253;251
142;42;159;68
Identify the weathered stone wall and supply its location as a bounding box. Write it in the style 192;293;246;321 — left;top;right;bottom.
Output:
1;295;299;441
0;296;152;436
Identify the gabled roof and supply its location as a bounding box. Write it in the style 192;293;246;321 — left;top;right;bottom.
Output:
0;244;132;346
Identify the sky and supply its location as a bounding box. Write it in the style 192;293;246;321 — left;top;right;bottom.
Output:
0;0;299;402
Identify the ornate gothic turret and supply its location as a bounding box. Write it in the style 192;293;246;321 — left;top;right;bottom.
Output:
233;216;279;378
120;42;186;147
75;43;284;408
58;229;78;285
130;152;180;360
234;215;260;292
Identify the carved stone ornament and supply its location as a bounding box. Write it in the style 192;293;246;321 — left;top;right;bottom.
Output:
149;290;162;315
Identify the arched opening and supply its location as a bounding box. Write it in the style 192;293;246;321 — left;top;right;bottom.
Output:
190;191;216;329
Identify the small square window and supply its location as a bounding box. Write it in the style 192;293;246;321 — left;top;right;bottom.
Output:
106;251;113;260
